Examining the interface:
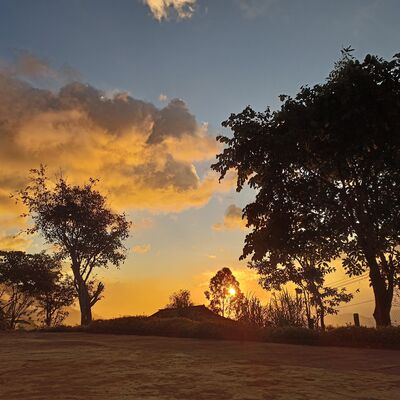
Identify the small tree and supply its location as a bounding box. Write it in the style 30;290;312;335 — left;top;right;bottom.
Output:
204;267;243;318
0;251;57;329
18;167;131;325
167;289;194;309
266;290;306;328
36;275;76;327
250;255;353;330
235;293;266;327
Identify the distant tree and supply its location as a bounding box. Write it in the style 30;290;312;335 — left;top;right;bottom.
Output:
213;50;400;327
205;267;243;318
167;289;194;309
36;275;76;327
266;290;306;328
0;251;57;329
235;293;266;327
18;167;131;325
250;254;353;330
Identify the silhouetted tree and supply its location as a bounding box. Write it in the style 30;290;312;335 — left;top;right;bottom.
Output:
36;274;76;327
18;167;131;325
250;254;353;330
213;49;400;327
205;267;243;318
0;251;57;329
167;289;194;309
266;290;306;328
235;293;266;327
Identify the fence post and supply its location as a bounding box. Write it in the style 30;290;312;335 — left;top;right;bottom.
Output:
353;313;360;327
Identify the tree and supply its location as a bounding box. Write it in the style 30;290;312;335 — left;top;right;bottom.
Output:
204;267;243;318
18;167;131;325
213;50;400;327
266;290;306;328
249;255;353;330
36;275;76;327
235;293;266;327
0;251;57;329
166;289;194;309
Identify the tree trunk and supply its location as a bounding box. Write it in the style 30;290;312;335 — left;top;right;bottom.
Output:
368;258;392;327
77;282;92;326
371;278;392;327
71;261;92;326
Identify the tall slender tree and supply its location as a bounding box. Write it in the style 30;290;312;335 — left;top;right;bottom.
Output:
205;267;242;318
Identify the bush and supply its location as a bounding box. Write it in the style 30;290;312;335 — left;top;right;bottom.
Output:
263;326;319;346
35;316;400;350
86;316;262;342
320;326;400;350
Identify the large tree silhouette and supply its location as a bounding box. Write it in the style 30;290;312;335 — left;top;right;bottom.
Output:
18;167;131;325
213;50;400;327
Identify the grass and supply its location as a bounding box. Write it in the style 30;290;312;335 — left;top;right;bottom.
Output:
41;316;400;350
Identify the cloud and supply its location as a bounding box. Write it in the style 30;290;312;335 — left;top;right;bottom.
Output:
212;204;247;231
0;234;31;251
142;0;196;21
159;93;168;102
132;244;151;254
0;67;233;228
4;49;81;83
236;0;278;19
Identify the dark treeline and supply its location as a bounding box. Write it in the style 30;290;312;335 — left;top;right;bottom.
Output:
0;166;130;329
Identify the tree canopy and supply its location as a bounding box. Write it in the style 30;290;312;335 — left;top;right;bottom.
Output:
205;267;242;318
212;50;400;327
18;166;131;325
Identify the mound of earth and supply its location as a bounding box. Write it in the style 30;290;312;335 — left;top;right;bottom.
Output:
150;305;232;322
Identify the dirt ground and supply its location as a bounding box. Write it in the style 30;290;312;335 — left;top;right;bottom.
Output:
0;332;399;400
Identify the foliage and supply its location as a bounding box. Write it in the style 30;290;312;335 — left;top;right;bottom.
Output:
266;290;306;328
204;267;243;318
166;289;194;309
86;316;261;341
36;275;76;327
18;166;131;325
212;49;400;327
77;316;400;350
235;293;267;327
0;251;58;329
250;258;353;329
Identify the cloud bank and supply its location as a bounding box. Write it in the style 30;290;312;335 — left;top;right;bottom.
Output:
142;0;196;20
212;204;247;231
0;68;234;231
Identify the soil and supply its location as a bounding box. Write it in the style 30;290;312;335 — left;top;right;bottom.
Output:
0;332;399;399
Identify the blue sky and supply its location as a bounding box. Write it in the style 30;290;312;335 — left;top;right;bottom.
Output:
0;0;399;320
1;0;399;127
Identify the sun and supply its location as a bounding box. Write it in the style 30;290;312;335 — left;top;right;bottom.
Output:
228;287;236;296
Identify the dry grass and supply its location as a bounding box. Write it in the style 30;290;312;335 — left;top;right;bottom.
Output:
0;331;400;400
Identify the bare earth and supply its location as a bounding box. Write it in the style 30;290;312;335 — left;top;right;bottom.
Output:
0;332;399;400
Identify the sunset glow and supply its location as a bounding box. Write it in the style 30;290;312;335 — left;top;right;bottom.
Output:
0;0;398;327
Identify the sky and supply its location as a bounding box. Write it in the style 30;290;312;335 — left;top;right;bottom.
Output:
0;0;399;323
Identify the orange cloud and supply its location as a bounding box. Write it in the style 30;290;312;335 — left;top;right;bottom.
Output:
0;234;31;251
132;244;151;254
143;0;196;20
0;72;234;226
212;204;248;231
